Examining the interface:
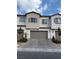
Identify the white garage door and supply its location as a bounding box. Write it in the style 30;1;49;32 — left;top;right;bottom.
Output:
31;31;48;39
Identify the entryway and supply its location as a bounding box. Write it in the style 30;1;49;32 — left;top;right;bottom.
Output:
55;31;61;41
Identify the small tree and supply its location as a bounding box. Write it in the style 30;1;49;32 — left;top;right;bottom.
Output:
52;36;61;44
52;36;55;42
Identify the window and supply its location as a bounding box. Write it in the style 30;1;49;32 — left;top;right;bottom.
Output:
19;16;26;22
28;18;37;23
54;18;61;24
42;19;48;24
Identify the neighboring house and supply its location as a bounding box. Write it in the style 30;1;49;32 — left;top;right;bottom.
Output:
17;11;61;41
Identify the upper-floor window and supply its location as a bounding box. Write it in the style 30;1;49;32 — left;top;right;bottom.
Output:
28;18;37;23
19;16;26;22
42;19;48;24
54;18;61;24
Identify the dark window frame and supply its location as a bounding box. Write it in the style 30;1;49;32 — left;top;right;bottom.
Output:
28;18;37;23
42;19;48;24
54;18;61;24
19;16;26;22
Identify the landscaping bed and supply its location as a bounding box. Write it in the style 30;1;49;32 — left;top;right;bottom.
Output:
52;36;61;44
17;38;28;43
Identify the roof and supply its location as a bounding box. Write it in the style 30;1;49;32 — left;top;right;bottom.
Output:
17;11;61;17
51;13;61;16
17;14;25;16
25;11;41;16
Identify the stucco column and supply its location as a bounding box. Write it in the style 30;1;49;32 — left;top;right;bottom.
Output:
25;30;30;40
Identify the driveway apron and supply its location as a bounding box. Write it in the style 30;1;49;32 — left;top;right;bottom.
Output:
21;39;61;49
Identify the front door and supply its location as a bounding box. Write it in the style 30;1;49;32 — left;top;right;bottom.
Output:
55;31;61;41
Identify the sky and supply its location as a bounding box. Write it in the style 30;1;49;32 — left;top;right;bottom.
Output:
17;0;61;16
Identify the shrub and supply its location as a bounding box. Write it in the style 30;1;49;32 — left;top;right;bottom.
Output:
52;36;61;44
17;38;28;42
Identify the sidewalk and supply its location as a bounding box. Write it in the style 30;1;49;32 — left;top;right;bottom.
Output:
17;48;61;52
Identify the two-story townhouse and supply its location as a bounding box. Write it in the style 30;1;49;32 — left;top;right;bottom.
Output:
17;11;61;41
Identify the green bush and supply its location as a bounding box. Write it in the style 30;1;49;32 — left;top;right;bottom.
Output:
17;38;28;42
52;36;61;44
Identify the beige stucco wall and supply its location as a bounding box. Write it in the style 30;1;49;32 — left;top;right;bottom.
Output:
17;16;26;25
17;13;50;28
39;17;50;27
26;13;40;28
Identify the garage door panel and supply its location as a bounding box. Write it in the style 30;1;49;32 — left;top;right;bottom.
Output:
31;31;48;39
